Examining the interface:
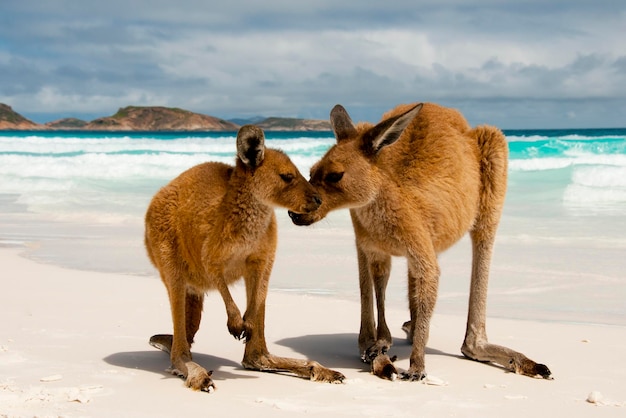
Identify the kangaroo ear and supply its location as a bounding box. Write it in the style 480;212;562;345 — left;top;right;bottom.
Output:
237;125;265;168
330;104;357;143
363;103;423;155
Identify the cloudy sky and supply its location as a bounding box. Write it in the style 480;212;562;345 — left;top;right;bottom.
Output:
1;0;624;128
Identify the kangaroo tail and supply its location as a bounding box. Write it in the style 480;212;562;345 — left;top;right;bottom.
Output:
469;125;509;228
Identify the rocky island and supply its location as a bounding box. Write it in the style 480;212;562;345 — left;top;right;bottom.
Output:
0;103;41;130
0;103;331;131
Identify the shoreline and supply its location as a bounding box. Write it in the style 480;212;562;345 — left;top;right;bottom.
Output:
7;236;625;331
1;246;625;417
3;206;625;329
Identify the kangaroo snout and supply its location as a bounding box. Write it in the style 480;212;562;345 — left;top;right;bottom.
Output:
288;210;315;226
288;192;321;225
295;189;322;212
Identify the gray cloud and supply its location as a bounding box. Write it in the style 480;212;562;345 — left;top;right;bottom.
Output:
0;0;624;128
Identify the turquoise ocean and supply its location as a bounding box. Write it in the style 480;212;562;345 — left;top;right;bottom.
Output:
1;128;625;326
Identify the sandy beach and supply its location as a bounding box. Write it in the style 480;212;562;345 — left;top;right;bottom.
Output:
1;240;625;417
2;0;626;414
1;128;626;417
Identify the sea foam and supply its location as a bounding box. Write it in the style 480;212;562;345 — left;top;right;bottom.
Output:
1;129;625;220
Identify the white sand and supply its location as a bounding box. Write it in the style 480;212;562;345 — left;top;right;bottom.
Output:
1;245;625;417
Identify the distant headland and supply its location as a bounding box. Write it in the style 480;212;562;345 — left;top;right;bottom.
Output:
0;103;331;131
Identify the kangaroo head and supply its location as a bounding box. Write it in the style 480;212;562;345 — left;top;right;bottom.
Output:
289;103;422;226
236;125;322;214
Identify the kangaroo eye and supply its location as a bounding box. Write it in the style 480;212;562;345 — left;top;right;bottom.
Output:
325;172;344;184
280;173;294;183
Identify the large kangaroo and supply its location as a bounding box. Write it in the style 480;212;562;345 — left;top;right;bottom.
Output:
145;125;345;392
289;103;552;381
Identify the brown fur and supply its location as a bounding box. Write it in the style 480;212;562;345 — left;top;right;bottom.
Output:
145;125;345;392
289;103;552;381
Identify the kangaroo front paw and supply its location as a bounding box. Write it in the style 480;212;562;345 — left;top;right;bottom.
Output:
227;316;247;341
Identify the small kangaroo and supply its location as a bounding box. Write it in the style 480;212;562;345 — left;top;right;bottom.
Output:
145;125;345;392
289;103;552;381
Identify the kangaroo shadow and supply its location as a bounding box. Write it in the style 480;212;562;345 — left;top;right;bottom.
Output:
104;333;467;383
103;349;256;383
275;332;462;373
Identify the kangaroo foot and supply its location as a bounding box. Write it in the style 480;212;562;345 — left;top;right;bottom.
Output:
168;362;215;392
400;368;427;382
242;353;345;383
370;353;398;381
310;363;346;383
361;340;391;363
461;344;553;379
508;355;552;379
401;320;412;340
149;334;173;353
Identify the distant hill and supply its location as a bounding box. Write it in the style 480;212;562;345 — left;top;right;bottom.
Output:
0;103;332;131
255;117;331;131
230;116;331;131
228;116;266;126
84;106;239;131
45;118;88;129
0;103;41;130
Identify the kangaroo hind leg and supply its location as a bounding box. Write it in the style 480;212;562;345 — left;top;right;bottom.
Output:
366;251;398;380
151;272;215;392
462;126;551;379
240;254;345;383
150;290;204;353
